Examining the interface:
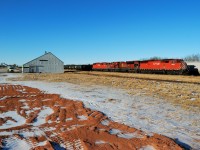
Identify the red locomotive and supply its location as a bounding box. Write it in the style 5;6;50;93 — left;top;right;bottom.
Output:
92;59;197;75
65;59;199;75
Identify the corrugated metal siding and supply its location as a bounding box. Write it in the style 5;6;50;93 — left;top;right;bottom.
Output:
23;53;64;73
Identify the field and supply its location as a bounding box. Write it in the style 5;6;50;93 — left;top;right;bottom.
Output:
18;71;200;112
1;72;200;149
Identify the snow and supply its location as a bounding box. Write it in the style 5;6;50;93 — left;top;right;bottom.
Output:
117;132;144;139
139;145;156;150
67;124;85;131
0;131;16;136
19;129;45;138
32;106;54;126
101;119;110;126
0;111;26;129
42;99;51;101
0;96;7;100
109;129;121;135
21;103;30;109
2;137;33;150
65;118;73;121
109;129;144;139
25;109;35;115
77;115;88;120
0;128;43;138
95;140;107;144
1;73;200;149
42;127;56;131
19;99;26;102
36;141;47;147
47;120;53;124
33;107;41;110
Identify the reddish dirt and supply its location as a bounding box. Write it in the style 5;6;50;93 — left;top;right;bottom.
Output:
0;84;182;150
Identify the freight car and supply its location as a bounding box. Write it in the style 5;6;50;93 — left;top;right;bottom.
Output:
64;64;92;71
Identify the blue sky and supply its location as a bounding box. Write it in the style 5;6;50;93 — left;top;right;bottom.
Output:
0;0;200;65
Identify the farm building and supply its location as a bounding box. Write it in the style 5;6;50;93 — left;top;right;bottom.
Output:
23;52;64;73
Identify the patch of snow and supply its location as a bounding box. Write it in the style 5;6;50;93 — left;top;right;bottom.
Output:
0;111;26;129
19;130;44;138
47;120;53;124
21;103;30;109
109;129;143;139
65;118;73;121
0;127;52;140
67;124;85;131
95;140;107;144
25;110;34;115
37;141;47;147
32;106;54;126
139;145;156;150
0;131;16;136
109;129;121;135
33;107;41;110
17;90;27;93
42;99;51;101
0;96;7;100
77;115;88;121
50;133;57;137
2;136;33;150
19;99;26;102
117;132;144;139
101;119;110;126
43;127;56;131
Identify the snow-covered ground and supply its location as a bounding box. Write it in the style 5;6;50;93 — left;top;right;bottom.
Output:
0;73;200;149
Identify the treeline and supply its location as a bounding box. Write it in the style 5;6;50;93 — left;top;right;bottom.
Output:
184;54;200;62
141;54;200;62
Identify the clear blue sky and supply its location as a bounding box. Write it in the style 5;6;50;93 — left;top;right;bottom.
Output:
0;0;200;65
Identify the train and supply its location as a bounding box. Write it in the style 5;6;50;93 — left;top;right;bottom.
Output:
64;59;199;75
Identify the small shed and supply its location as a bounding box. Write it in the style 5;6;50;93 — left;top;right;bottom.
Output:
23;52;64;73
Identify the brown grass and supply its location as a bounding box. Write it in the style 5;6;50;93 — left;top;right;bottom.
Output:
12;71;200;112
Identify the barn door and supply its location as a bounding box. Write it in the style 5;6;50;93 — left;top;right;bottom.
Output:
29;66;35;73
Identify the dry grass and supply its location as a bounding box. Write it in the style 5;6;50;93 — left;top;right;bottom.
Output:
13;71;200;112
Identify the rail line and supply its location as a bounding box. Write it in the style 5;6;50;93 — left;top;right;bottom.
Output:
73;71;200;85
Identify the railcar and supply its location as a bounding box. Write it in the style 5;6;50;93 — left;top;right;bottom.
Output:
64;64;92;71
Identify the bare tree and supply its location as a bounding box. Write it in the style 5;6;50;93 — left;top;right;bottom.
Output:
184;54;200;62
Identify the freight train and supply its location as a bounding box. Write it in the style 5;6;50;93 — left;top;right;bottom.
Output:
64;59;199;75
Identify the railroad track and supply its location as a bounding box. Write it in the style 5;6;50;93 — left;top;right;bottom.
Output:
73;71;200;85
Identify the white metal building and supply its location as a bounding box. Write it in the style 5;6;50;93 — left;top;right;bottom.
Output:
23;52;64;73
